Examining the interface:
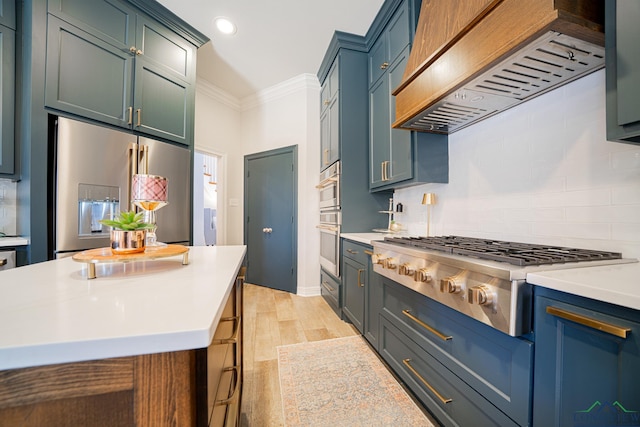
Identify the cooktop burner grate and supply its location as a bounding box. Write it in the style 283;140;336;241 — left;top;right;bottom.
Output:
382;236;622;266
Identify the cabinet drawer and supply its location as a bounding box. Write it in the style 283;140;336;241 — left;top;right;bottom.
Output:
321;270;340;313
379;317;519;427
342;240;371;265
381;277;532;426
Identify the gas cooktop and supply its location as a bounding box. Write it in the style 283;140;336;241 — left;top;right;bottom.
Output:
382;235;622;267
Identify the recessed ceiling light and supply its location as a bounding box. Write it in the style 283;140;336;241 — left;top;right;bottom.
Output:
213;17;237;35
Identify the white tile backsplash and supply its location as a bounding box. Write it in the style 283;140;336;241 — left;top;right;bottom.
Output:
393;69;640;259
0;179;17;235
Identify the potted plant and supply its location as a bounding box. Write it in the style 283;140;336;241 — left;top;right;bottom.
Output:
99;210;154;254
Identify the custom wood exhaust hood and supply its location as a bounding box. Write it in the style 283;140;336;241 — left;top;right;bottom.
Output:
392;0;605;134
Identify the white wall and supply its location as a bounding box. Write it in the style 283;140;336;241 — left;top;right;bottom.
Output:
194;80;243;245
393;69;640;259
240;74;321;296
194;74;321;295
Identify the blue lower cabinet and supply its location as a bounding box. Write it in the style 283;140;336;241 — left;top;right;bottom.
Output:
533;288;640;427
378;277;532;426
380;316;520;427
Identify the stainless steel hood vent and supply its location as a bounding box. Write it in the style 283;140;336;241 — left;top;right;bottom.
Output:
393;0;604;134
402;31;605;134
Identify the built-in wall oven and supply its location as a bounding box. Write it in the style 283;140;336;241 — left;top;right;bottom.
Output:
317;161;341;278
318;210;341;277
317;161;340;210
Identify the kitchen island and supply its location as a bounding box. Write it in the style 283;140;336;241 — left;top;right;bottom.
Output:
0;245;246;426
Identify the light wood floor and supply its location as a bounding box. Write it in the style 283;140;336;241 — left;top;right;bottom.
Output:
240;283;359;426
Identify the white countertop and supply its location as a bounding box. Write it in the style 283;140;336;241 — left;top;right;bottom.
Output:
0;245;246;370
527;261;640;310
341;232;396;245
0;237;28;247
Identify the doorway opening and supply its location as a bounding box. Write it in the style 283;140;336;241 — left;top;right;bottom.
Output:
193;151;222;246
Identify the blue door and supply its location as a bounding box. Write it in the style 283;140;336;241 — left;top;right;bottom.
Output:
244;146;297;293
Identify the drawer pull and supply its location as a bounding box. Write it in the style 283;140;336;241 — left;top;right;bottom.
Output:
0;258;6;267
546;306;631;339
403;358;452;405
216;365;241;406
212;316;240;345
402;309;452;341
321;281;335;293
364;250;373;256
346;249;358;254
357;269;365;287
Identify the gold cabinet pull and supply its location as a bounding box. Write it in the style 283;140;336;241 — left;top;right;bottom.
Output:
402;309;452;341
136;108;142;127
212;316;240;345
0;258;6;267
321;281;335;293
380;62;389;70
215;365;241;406
323;148;329;165
546;306;631;339
346;249;358;254
129;46;137;54
364;250;373;256
402;358;452;404
357;269;365;287
323;99;330;106
127;106;133;125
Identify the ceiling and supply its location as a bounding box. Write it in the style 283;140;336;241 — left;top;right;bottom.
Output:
156;0;385;100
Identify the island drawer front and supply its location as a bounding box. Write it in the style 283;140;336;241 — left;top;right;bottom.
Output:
379;317;520;427
380;277;532;426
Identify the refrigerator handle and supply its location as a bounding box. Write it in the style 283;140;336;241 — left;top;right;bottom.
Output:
139;144;149;175
128;142;138;210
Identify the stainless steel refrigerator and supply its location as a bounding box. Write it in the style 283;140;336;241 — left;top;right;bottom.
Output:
53;117;191;258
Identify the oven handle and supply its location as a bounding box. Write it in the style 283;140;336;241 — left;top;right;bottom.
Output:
315;176;338;189
316;224;339;233
546;306;631;339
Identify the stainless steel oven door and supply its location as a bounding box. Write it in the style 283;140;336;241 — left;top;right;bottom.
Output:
318;223;340;277
317;161;340;210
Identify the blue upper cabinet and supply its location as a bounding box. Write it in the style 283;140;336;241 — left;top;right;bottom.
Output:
606;1;640;145
45;0;205;146
367;0;448;191
0;0;15;176
320;61;340;169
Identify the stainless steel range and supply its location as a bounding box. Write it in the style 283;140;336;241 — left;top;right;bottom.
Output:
373;236;637;337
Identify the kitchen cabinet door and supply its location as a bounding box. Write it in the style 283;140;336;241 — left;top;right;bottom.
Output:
45;15;134;129
0;22;15;175
606;1;640;145
342;256;366;334
0;0;15;29
45;0;197;146
320;62;339;169
533;289;640;427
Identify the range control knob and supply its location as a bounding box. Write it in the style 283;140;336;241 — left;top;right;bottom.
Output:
440;277;463;294
382;257;398;270
414;269;432;283
468;285;495;306
371;253;384;265
399;263;416;276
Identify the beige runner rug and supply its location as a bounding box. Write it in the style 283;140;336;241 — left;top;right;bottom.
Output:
277;336;434;426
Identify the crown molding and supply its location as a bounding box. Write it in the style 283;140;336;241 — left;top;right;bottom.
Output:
196;79;242;111
241;74;320;111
